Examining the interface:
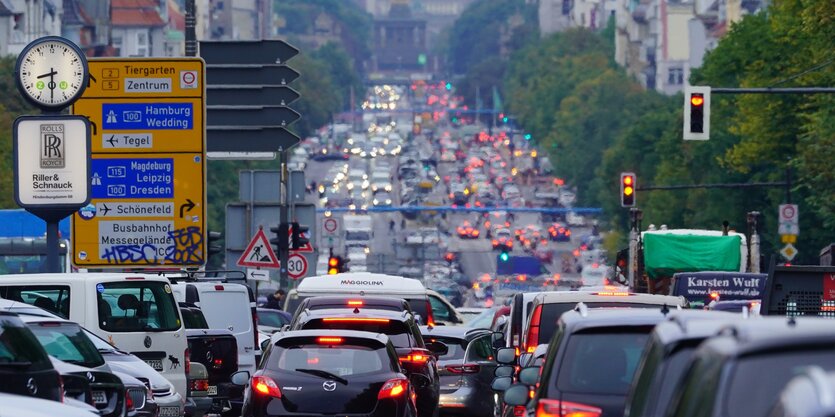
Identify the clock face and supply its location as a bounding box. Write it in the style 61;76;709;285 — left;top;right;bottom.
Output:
16;37;88;110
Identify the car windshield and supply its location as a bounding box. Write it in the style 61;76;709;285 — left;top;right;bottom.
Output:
725;349;835;416
97;281;181;332
556;331;651;395
28;322;105;369
302;318;416;348
0;318;52;371
269;343;393;377
82;328;118;352
258;310;289;328
537;303;661;345
427;336;466;360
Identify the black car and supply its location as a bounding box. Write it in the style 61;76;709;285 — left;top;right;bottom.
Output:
180;303;240;414
241;330;418;417
623;310;739;417
290;307;445;417
420;326;497;417
288;296;414;326
665;317;835;417
0;311;63;402
501;307;673;417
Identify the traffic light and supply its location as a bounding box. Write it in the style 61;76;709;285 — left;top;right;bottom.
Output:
328;256;339;275
499;246;510;263
445;82;452;91
683;86;711;140
524;133;532;141
290;222;309;250
270;223;290;252
620;172;636;207
206;231;222;262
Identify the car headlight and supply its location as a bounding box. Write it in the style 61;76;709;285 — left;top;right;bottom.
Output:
373;199;379;205
386;199;392;205
385;185;392;192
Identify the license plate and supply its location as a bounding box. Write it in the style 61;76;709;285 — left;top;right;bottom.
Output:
207;385;218;396
159;406;180;417
145;359;163;371
92;391;107;405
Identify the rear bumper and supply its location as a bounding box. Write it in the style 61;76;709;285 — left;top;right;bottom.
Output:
185;397;213;417
439;386;493;417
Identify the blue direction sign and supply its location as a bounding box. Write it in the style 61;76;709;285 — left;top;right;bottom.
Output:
102;103;194;130
90;158;174;199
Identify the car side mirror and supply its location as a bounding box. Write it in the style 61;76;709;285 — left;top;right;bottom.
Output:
518;366;540;386
491;331;506;349
425;341;449;357
230;371;250;386
414;314;423;325
495;347;516;365
494;365;514;378
491;376;512;392
519;353;533;367
260;339;270;352
503;384;530;406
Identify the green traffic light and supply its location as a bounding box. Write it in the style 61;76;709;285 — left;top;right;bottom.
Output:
499;252;510;262
445;83;452;90
524;134;532;140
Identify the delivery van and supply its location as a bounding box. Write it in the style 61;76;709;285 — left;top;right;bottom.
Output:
284;273;463;325
0;273;188;398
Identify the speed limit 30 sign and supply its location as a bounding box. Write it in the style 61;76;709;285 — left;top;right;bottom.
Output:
287;253;308;280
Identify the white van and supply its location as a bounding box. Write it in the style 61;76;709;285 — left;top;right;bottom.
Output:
0;273;188;397
283;273;463;325
169;281;258;377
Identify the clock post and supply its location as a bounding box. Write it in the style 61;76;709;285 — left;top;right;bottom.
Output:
12;36;91;273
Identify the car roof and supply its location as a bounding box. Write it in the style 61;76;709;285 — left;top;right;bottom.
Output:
560;307;676;333
699;317;835;358
533;290;688;307
0;273;172;283
275;329;391;345
293;273;426;295
0;299;63;318
419;325;490;340
651;310;743;346
303;295;409;309
17;314;72;324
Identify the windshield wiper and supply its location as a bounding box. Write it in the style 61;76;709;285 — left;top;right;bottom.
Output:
0;360;32;368
294;368;348;385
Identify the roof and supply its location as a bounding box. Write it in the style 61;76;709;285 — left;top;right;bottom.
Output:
532;290;688;307
273;329;391;345
298;307;411;323
111;0;166;27
652;310;742;346
700;317;835;358
302;295;409;310
419;325;490;340
0;273;173;284
0;299;62;318
559;308;674;333
167;0;184;31
295;273;426;295
62;0;92;26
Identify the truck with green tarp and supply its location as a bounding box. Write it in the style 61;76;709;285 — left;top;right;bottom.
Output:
635;229;749;294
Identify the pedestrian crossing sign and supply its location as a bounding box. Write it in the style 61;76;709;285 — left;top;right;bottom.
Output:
237;228;280;268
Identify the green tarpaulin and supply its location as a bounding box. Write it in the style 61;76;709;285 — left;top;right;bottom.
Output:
643;234;741;280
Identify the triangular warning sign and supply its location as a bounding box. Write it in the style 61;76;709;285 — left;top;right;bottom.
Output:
237;229;280;268
288;225;314;253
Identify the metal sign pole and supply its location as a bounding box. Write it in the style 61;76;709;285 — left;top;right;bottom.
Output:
279;148;289;288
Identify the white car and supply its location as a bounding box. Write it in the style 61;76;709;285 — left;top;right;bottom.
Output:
0;392;99;417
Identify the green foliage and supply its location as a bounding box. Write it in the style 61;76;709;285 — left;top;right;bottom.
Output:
311;42;364;111
274;0;372;59
0;56;36;209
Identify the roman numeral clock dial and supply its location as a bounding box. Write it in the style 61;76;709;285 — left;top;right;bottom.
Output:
15;36;89;111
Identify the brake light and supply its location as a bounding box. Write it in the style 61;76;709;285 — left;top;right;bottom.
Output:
317;336;344;344
400;353;430;364
524;305;542;353
378;377;408;399
212;358;223;369
535;399;602;417
513;406;526;416
125;277;145;280
190;379;209;391
125;390;134;411
184;348;190;374
445;363;480;374
307;357;320;364
252;376;282;398
322;318;390;324
424;300;436;326
347;300;364;306
594;292;632;296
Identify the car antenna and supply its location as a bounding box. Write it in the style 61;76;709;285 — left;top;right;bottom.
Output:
788;315;797;327
353;307;360;314
660;304;670;316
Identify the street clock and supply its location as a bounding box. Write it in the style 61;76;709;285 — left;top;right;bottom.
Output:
15;36;89;111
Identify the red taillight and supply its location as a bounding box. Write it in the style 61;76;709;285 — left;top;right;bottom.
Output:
535;399;602;417
125;390;134;411
317;336;344;344
347;300;364;306
424;300;436;327
400;352;430;364
190;379;209;392
322;318;390;324
214;285;224;290
252;376;282;398
593;292;632;296
378;378;408;399
184;348;190;374
212;358;223;369
445;363;480;374
524;305;542;352
513;405;526;416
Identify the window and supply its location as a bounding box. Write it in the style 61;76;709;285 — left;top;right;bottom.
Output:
269;343;392;376
0;286;71;319
668;67;684;85
28;322;105;369
0;318;52;371
97;281;181;332
302;318;416;348
136;32;148;56
430;336;466;360
556;331;651;395
465;335;493;362
181;308;209;329
429;295;452;322
562;0;571;15
112;35;123;55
